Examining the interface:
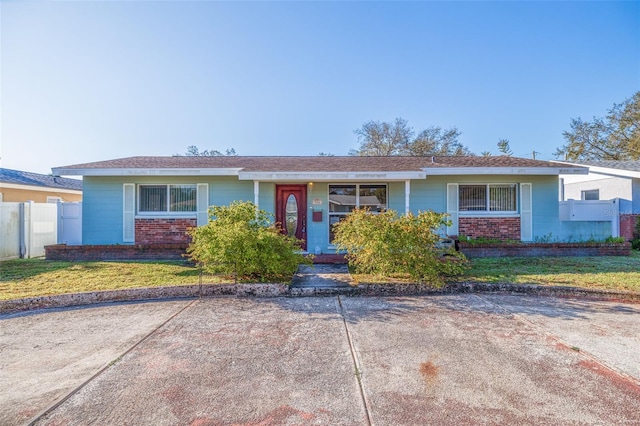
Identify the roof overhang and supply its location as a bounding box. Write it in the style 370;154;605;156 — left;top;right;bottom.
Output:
587;166;640;179
237;171;427;181
424;167;588;176
51;167;243;177
554;162;640;179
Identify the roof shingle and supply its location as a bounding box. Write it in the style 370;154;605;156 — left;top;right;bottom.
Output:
53;155;574;173
0;168;82;191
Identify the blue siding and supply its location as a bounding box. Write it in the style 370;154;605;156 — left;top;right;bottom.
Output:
82;177;126;244
409;179;446;213
387;182;405;213
307;183;329;253
209;177;254;208
258;182;276;215
83;173;612;246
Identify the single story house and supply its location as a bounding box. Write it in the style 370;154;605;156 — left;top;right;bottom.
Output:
0;168;82;203
560;160;640;240
52;155;593;251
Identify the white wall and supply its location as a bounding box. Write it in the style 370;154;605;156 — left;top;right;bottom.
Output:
562;173;632;201
0;202;58;260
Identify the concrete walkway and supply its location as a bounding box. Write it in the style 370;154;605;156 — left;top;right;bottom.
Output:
291;264;354;288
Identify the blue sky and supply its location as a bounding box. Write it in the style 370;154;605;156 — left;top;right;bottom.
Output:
1;1;638;174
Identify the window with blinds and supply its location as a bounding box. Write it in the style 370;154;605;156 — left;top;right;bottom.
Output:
328;184;387;242
459;184;517;213
139;184;197;213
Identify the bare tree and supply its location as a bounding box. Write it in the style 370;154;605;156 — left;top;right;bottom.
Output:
180;146;237;156
350;118;473;156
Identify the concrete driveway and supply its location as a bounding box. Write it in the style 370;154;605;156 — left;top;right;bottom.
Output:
1;294;639;425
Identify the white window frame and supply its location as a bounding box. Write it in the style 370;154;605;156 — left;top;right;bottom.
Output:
581;189;599;201
328;183;388;243
458;183;519;216
137;184;198;216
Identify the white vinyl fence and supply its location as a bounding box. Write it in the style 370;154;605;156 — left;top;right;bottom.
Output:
559;199;620;238
0;201;76;260
58;202;82;245
0;203;22;260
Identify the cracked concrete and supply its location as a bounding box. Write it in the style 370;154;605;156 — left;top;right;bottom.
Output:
1;295;639;425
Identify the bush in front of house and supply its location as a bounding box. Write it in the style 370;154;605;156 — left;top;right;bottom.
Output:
332;208;468;285
186;201;310;282
633;216;640;251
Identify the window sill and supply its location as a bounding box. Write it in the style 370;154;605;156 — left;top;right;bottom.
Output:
459;213;520;218
135;214;197;219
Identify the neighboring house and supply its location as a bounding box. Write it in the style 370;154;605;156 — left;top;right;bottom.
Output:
52;156;593;249
0;168;83;203
560;161;640;240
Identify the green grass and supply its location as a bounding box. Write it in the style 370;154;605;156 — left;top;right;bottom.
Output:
2;252;640;301
463;250;640;292
0;259;204;301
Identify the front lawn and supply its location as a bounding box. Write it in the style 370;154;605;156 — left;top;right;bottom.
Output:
462;250;640;292
0;259;204;301
2;252;640;301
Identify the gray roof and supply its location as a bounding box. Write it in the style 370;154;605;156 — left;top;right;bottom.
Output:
0;168;82;191
54;155;576;173
577;161;640;172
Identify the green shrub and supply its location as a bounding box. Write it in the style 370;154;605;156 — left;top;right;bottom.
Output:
604;236;626;243
186;201;310;282
631;216;640;251
458;235;522;245
332;208;467;285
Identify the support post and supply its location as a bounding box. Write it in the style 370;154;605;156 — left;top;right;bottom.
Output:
254;181;260;209
405;180;410;215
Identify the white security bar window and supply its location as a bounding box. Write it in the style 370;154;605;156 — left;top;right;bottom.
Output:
328;184;387;242
139;184;197;213
459;184;517;213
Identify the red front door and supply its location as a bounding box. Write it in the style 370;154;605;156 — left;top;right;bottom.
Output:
275;185;307;251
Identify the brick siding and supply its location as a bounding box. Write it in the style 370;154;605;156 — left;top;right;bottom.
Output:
619;214;639;241
135;218;196;244
45;244;188;261
458;216;521;240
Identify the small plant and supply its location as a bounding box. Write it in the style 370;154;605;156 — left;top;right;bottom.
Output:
534;233;555;243
604;236;625;244
186;201;310;282
632;216;640;251
458;235;521;246
332;208;467;285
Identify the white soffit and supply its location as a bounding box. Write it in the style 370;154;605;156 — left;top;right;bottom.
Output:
51;168;243;177
237;171;427;181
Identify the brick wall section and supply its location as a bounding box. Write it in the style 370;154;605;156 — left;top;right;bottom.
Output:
459;242;631;258
458;217;521;240
45;244;188;261
619;214;639;241
135;218;196;244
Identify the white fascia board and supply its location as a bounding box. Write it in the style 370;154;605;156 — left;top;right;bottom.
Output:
0;182;82;194
580;165;640;179
237;171;427;181
424;167;587;176
550;161;638;178
51;168;243;177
